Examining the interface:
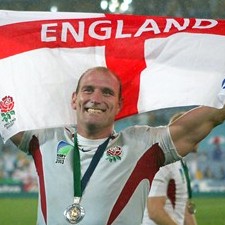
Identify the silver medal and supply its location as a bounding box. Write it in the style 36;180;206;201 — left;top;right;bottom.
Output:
64;197;85;224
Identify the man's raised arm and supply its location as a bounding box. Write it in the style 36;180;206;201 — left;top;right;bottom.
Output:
169;105;225;157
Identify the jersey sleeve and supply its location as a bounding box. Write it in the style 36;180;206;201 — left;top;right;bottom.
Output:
148;165;171;197
18;128;62;154
18;130;38;154
150;126;182;165
123;125;181;165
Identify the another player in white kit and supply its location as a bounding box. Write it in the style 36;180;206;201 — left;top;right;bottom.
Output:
142;112;198;225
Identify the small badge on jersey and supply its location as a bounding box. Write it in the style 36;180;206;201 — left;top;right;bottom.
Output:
106;146;122;162
56;141;73;164
0;96;16;132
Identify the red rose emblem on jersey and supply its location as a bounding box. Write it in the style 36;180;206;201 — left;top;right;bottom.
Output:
0;95;16;125
0;96;14;113
106;146;122;162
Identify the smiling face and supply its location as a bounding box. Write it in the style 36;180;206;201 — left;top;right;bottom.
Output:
71;67;122;138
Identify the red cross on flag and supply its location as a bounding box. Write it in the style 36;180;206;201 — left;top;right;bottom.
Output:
0;10;225;141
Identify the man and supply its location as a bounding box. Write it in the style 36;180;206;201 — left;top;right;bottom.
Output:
142;112;198;225
11;66;225;225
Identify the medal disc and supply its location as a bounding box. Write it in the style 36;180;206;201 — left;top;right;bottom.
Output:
64;203;85;224
187;201;196;214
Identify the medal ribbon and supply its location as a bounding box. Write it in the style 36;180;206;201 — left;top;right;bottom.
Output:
181;159;192;199
73;134;111;197
73;134;82;197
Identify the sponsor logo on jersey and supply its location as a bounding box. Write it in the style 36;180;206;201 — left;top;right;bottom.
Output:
56;141;73;164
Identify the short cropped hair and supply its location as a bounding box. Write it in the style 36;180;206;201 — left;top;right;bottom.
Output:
75;66;122;101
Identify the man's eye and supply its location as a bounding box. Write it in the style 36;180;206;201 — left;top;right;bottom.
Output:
83;87;93;93
103;89;114;96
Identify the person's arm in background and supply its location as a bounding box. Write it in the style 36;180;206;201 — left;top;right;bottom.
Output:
148;196;179;225
184;204;198;225
145;162;183;225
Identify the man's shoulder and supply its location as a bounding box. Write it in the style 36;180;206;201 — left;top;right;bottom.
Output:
119;125;167;138
23;126;74;143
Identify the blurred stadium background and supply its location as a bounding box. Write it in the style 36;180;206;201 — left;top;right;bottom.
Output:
0;0;224;18
0;1;225;224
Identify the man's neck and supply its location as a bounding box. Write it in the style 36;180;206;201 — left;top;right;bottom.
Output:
77;126;113;140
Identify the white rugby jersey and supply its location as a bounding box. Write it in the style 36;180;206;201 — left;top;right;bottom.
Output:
19;125;180;225
142;160;188;225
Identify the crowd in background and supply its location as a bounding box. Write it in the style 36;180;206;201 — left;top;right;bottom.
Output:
0;0;224;19
0;139;38;193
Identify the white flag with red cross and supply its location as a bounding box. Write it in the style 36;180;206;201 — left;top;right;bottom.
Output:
0;10;225;141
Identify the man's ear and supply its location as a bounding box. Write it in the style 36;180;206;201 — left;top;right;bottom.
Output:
116;99;123;115
71;92;77;110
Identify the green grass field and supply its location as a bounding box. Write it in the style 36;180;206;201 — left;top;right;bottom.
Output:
0;196;225;225
194;196;225;225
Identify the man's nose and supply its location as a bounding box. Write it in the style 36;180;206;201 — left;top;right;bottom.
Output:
90;90;102;103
